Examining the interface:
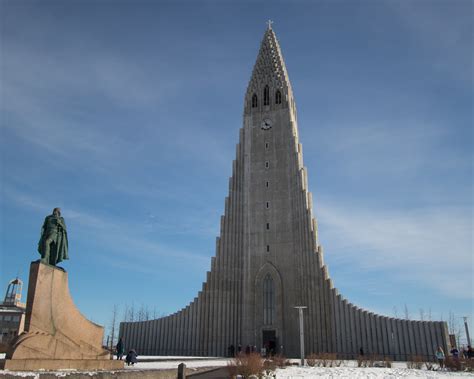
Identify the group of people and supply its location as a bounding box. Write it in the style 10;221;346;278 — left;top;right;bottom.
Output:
360;344;473;368
228;343;279;357
114;337;474;368
447;345;474;360
435;345;474;368
461;345;474;359
228;344;247;357
115;338;138;366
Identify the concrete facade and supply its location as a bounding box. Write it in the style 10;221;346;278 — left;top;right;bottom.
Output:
120;26;450;359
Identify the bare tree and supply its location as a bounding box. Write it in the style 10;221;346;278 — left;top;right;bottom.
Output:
393;306;398;318
123;304;129;322
123;303;160;322
419;308;425;321
128;303;135;321
449;311;456;334
109;304;119;352
138;304;148;321
404;304;410;320
428;308;432;321
448;311;463;347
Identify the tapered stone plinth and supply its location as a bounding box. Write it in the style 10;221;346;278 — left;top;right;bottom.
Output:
2;262;123;371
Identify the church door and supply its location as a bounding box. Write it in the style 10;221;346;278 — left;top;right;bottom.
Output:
262;330;277;356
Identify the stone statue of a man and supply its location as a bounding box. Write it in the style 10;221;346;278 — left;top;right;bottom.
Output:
38;208;69;266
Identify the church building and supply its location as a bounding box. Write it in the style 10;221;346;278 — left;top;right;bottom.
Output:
119;25;449;359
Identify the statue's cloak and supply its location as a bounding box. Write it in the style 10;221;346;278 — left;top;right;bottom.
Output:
38;216;69;264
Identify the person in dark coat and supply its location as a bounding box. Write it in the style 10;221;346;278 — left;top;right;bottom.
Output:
125;349;138;366
468;345;474;359
450;346;459;359
116;338;124;360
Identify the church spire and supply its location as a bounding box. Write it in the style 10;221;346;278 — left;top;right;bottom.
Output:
245;24;295;115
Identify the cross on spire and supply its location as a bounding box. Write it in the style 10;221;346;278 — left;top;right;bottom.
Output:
267;20;273;30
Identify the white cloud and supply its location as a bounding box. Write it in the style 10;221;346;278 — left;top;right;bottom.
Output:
389;1;472;85
315;199;473;299
2;188;212;269
303;117;470;178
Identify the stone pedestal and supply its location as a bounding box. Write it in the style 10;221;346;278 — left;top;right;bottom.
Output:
2;262;123;371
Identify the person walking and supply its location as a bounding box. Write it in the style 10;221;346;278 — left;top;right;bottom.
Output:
435;346;445;369
116;337;124;360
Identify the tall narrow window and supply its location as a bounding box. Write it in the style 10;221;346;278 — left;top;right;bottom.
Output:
265;161;269;169
266;181;269;188
275;90;282;104
252;93;258;108
265;142;269;149
266;202;270;209
266;245;270;252
266;223;270;230
263;274;275;325
264;85;270;106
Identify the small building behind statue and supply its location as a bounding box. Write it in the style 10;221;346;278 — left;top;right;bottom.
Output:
0;278;26;353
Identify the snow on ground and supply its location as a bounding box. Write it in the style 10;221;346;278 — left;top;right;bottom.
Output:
1;356;473;378
117;357;474;378
122;358;473;378
275;365;474;379
123;358;231;370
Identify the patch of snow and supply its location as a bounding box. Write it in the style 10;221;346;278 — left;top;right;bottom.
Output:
275;365;474;378
123;358;232;370
0;372;39;378
1;357;473;378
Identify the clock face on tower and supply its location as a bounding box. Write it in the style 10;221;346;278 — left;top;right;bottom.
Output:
261;118;272;130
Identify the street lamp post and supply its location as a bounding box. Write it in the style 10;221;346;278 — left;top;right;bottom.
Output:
294;306;307;366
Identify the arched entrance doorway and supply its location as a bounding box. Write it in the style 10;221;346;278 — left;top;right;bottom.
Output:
254;263;283;355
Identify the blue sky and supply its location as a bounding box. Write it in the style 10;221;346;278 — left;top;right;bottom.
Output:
1;1;472;343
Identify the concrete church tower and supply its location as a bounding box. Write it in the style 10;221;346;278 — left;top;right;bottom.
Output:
120;25;449;358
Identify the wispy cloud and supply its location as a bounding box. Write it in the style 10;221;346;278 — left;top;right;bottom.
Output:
316;199;473;299
3;188;213;269
1;40;237;198
303;118;469;178
389;1;472;85
1;46;169;160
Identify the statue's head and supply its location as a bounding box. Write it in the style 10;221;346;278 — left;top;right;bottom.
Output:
53;208;61;217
